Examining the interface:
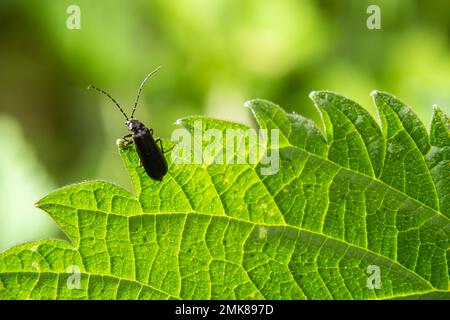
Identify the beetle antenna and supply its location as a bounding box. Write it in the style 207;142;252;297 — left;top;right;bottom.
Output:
88;85;129;121
131;66;161;119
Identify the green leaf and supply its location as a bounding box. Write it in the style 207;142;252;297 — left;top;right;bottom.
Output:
0;91;449;300
372;91;438;210
427;107;450;218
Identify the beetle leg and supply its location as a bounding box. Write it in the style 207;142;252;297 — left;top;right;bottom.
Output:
149;128;154;135
122;134;134;146
165;145;175;153
155;138;164;151
123;140;133;147
156;138;175;153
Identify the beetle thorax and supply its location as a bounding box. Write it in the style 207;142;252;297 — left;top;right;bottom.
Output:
126;119;145;133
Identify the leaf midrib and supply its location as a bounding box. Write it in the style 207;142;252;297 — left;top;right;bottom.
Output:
38;199;437;291
0;209;438;298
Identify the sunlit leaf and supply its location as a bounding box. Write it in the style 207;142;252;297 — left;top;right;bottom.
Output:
0;91;448;300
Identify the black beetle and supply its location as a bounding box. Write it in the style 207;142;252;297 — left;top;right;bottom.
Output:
88;66;170;181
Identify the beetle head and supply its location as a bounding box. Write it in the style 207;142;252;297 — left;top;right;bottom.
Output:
126;119;145;132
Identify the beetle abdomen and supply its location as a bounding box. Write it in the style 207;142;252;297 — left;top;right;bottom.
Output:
133;128;168;181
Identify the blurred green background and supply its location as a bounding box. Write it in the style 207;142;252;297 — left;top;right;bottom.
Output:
0;0;449;251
